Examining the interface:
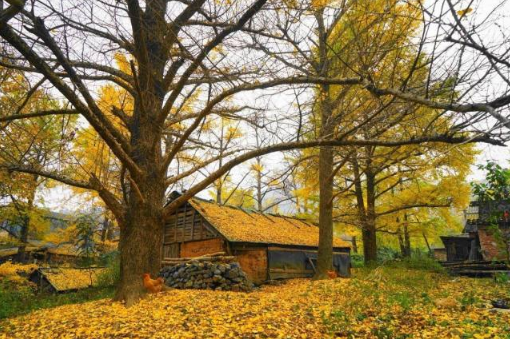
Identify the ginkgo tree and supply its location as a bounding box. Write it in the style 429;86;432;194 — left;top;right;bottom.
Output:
320;0;477;262
0;0;509;303
0;65;75;261
278;0;481;264
335;141;476;261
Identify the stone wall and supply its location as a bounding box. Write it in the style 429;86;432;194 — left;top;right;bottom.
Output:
160;258;253;292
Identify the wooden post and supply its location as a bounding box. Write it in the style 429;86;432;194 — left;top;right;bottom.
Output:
190;210;196;240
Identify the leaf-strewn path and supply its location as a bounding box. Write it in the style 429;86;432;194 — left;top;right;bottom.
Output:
1;268;509;338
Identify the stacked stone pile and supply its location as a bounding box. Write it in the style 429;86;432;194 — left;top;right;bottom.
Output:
159;256;253;292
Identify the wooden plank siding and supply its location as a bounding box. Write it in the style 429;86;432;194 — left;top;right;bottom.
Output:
162;202;222;261
164;203;219;244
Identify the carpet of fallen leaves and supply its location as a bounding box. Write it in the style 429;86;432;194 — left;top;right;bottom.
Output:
1;267;509;338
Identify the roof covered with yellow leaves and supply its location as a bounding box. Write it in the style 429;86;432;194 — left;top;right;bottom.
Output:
36;267;106;292
0;246;42;258
189;199;350;248
47;244;82;257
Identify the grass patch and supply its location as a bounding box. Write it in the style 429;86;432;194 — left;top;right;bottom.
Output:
0;280;114;320
321;266;509;338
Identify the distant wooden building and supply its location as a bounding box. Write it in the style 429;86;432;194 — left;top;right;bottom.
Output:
0;246;39;264
0;244;85;265
439;201;510;276
431;247;447;261
163;193;351;284
441;201;510;262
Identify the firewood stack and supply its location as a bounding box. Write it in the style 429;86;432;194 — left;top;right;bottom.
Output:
159;253;254;292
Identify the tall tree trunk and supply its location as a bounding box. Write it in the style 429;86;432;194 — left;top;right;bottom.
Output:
114;115;166;305
398;227;406;256
315;84;335;277
362;224;377;263
403;221;411;257
363;164;378;264
422;232;431;254
314;8;335;279
351;236;358;253
16;174;37;263
352;156;377;263
15;216;30;263
114;176;165;306
113;0;169;304
216;123;224;204
316;142;334;278
100;217;109;242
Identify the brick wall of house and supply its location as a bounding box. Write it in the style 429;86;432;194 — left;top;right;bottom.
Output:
180;238;225;258
478;229;509;260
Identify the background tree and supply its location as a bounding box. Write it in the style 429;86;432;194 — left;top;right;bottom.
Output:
74;214;98;266
0;64;75;261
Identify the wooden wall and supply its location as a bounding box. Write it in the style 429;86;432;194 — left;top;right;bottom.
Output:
164;203;218;244
234;249;268;284
163;202;221;261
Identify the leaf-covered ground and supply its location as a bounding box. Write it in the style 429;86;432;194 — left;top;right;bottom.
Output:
1;267;509;338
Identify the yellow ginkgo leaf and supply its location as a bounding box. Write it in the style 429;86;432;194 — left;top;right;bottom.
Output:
457;7;473;16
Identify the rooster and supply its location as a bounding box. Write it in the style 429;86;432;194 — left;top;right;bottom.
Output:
327;270;338;279
143;273;166;293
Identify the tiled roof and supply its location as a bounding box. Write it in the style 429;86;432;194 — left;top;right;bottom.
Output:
189;199;350;248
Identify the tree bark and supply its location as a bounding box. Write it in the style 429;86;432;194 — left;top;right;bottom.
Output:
100;217;109;242
422;232;431;254
351;236;358;253
403;221;411;257
113;119;166;304
398;227;406;256
15;216;30;263
314;7;336;279
114;167;165;305
316;140;334;278
15;174;37;263
362;224;377;263
352;156;378;263
114;204;163;306
363;165;378;263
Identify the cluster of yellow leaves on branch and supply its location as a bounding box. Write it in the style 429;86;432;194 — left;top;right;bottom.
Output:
2;267;509;338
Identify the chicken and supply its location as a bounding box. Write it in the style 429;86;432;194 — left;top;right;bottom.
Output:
327;270;338;279
143;273;165;293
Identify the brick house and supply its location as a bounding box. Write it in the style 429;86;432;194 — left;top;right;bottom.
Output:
441;201;510;263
